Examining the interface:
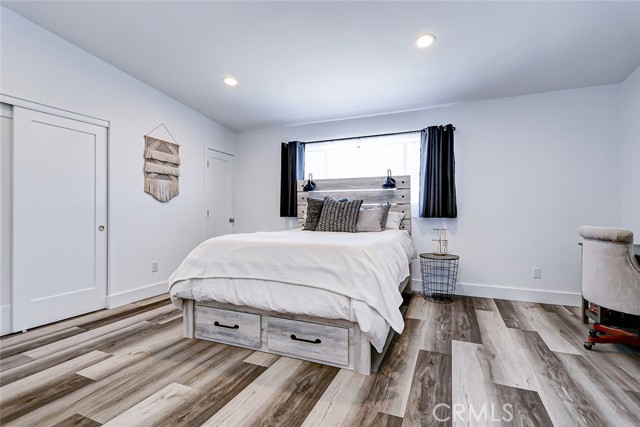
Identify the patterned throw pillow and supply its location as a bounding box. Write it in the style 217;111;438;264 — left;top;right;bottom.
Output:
303;198;325;231
316;197;363;232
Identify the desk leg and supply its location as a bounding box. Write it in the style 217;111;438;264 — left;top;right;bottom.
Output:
582;297;589;324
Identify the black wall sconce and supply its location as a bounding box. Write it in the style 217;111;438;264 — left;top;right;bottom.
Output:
302;173;316;191
382;169;396;189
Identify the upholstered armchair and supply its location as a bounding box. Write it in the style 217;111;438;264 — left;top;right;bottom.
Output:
579;226;640;349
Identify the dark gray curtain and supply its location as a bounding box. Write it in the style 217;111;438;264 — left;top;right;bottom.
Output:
280;141;305;217
419;125;457;218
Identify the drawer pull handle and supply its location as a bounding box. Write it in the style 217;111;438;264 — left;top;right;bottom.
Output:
214;321;239;329
290;334;321;344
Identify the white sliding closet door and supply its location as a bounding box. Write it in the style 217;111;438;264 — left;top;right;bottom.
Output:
0;104;12;335
12;107;107;332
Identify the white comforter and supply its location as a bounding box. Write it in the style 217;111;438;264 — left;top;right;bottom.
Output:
168;229;416;351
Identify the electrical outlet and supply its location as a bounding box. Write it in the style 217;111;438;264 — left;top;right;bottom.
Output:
532;267;542;279
151;261;159;273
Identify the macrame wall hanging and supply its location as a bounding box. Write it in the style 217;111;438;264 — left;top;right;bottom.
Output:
144;124;180;202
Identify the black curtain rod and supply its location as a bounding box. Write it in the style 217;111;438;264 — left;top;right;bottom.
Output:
301;125;455;145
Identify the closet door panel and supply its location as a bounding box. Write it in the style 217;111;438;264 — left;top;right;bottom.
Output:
12;107;107;332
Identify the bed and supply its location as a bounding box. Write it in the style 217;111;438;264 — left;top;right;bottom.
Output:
169;175;416;375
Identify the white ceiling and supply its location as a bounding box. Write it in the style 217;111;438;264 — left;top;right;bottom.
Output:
4;1;640;132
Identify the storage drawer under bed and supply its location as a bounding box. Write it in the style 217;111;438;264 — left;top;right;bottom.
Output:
267;317;349;366
195;305;261;348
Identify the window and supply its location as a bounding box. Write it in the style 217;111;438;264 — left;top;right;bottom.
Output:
304;132;421;215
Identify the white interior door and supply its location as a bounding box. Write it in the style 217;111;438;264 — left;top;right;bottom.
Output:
205;150;234;239
12;107;107;332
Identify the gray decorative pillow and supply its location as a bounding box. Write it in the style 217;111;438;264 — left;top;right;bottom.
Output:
356;205;383;232
380;203;391;229
385;211;405;230
316;197;363;232
361;203;391;229
303;198;324;231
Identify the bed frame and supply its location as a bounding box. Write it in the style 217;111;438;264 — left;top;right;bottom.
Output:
182;175;412;375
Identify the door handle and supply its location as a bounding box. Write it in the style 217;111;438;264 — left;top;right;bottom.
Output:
98;225;105;232
228;218;235;223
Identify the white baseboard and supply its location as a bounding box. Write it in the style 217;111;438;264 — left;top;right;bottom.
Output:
107;282;168;309
411;279;581;307
1;283;169;334
0;304;11;336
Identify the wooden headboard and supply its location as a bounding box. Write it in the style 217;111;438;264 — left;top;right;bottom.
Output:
296;175;411;234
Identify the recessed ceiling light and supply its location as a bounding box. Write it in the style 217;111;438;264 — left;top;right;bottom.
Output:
222;76;238;86
414;34;436;48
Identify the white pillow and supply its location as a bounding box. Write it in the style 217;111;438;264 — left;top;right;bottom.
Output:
385;211;405;230
356;205;383;232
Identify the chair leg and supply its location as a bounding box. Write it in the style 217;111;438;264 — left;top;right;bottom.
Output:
592;323;637;337
581;297;589;324
584;323;640;350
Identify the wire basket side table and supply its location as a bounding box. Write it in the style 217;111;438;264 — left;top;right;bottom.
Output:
420;253;460;304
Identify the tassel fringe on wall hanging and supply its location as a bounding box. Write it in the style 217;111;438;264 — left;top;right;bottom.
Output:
144;124;180;202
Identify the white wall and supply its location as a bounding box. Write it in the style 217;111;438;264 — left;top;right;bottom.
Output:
235;85;623;305
0;7;236;322
620;66;640;234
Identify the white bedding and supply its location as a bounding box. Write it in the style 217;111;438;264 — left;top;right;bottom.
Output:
168;229;417;351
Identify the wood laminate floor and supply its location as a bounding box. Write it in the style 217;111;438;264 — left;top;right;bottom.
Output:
1;294;639;426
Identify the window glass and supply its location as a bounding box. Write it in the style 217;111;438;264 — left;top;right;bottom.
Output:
304;132;420;215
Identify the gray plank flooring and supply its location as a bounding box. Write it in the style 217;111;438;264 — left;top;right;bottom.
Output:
1;294;638;426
